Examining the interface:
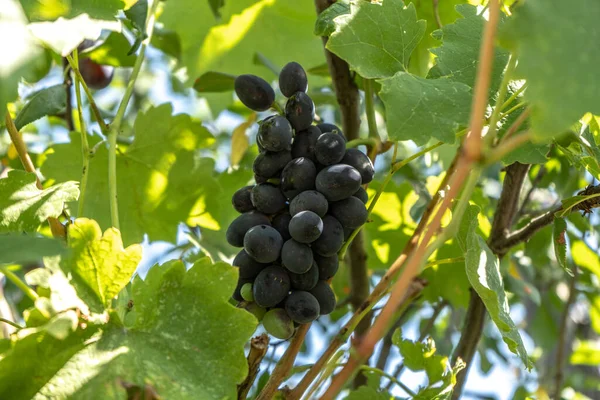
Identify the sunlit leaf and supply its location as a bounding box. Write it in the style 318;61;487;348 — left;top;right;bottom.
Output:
14;84;67;130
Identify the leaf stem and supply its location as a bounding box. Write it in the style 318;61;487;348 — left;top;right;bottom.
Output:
71;50;90;217
483;130;533;166
0;266;38;302
4;110;65;238
345;137;378;149
0;317;23;330
107;0;159;230
485;55;516;146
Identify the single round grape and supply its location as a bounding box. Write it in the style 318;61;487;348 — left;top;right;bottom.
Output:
245;302;267;320
310;281;336;315
316;164;362;202
257;116;293;152
253;150;292;179
343;225;353;241
285;92;315;131
281;157;317;199
341;148;375;184
253;266;291;308
234;74;275;111
279;62;308;97
243;225;283;263
316;122;345;141
251;183;286;215
291;126;321;162
254;174;268;184
288;261;319;291
281;239;313;274
79;58;114;90
226;211;270;247
232;185;255;213
285;291;320;324
233;249;268;279
315;132;346;166
311;215;344;256
233;277;253;302
314;253;339;280
353;186;369;204
330;197;368;229
241;282;254;302
289;190;328;217
263;308;294;339
272;212;292;241
289;211;323;243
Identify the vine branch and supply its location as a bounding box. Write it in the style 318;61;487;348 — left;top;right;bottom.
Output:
238;334;269;400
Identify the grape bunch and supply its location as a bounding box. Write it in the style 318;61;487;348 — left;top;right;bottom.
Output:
227;62;374;339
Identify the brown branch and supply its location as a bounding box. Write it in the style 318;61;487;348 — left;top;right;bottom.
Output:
452;162;530;398
320;1;501;396
516;165;546;220
4;110;66;238
239;334;269;400
433;0;443;29
492;184;600;254
62;58;75;131
554;265;578;399
256;324;310;400
450;290;487;399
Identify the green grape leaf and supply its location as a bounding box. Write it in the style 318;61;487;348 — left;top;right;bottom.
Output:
314;0;349;37
393;330;436;372
378;72;471;144
193;71;236;93
570;341;600;366
151;27;182;60
60;218;142;313
14;84;67;130
428;4;509;96
571;241;600;279
465;225;531;369
40;104;218;246
406;0;467;77
326;0;426;79
28;14;122;56
86;32;136;67
36;258;257;399
553;217;571;275
160;0;324;112
0;234;66;265
502;0;600;137
0;170;79;233
21;0;125;21
124;0;148;55
345;386;391;400
0;0;47;123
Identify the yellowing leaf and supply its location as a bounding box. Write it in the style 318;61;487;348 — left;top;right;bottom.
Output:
230;113;255;167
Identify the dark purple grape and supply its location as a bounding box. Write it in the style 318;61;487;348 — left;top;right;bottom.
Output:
234;74;275;111
353;186;369;204
226;212;270;247
316;164;362;201
272;212;292;241
341;148;375;184
329;196;368;229
232;185;255;213
281;157;317;200
315;132;346;166
288;261;319;291
311;215;344;257
253;266;291;308
291;126;321;162
281;239;313;274
253;151;292;179
289;190;328;217
289;211;323;243
251;183;286;215
285;291;320;324
317;122;345;141
257;116;293;152
314;253;339;280
279;62;308;97
233;249;268;279
285;92;314;131
243;225;283;263
79;58;114;90
310;281;336;315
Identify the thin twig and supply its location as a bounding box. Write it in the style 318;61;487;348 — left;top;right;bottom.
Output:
0;317;23;330
256;324;310;400
239;334;269;400
62;58;74;131
0;265;38;302
432;0;443;28
517;165;546;219
554;265;578;399
320;1;501;396
484;130;533;166
4;110;65;237
71;50;90;218
501;107;531;141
